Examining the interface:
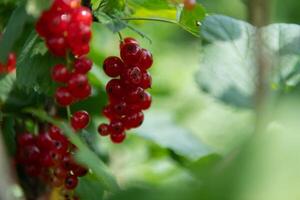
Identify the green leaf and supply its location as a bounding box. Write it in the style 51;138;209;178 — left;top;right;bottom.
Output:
128;0;175;10
75;174;105;200
1;116;16;155
136;111;212;160
0;74;16;105
0;4;29;63
93;11;127;33
179;4;206;36
26;0;52;18
25;109;120;192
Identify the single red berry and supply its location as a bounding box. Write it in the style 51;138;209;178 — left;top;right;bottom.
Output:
71;44;90;57
7;53;16;67
18;145;40;164
46;36;67;56
71;110;90;130
74;57;92;74
106;79;124;99
52;137;69;153
140;91;152;110
111;101;128;116
36;133;54;151
65;175;78;190
67;23;91;49
36;11;51;38
51;64;70;83
68;73;89;97
48;11;70;36
98;123;110;136
120;42;142;65
183;0;196;10
71;7;92;25
40;152;55;167
126;87;144;104
123;111;144;129
17;133;35;146
49;125;64;140
73;83;91;100
103;56;124;77
120;37;139;49
72;165;88;177
102;105;117;120
121;66;142;85
137;48;153;70
55;87;73;106
109;120;125;135
140;71;152;89
110;132;126;144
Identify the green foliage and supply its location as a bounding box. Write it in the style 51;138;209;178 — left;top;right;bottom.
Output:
26;0;53;17
136;111;211;160
1;116;16;155
0;4;29;63
197;15;300;108
75;174;105;200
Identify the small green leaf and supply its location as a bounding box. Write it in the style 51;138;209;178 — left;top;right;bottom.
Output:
93;11;127;32
75;174;105;200
179;4;206;36
136;111;212;160
0;4;29;63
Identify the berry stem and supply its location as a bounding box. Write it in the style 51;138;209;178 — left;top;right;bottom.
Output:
117;32;123;42
65;51;73;70
67;106;72;122
121;17;178;25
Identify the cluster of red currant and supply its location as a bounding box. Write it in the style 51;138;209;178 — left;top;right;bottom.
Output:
97;37;153;143
36;0;92;57
52;56;92;106
0;53;16;74
36;0;93;107
16;125;87;198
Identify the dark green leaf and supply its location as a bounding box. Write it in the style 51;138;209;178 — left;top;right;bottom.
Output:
0;4;29;63
75;174;104;200
1;116;16;155
136;111;212;160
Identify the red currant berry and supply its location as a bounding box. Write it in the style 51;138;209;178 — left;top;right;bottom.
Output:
55;87;73;106
137;48;153;70
48;11;70;36
17;133;35;146
74;82;91;100
140;91;152;110
19;145;40;164
183;0;196;10
46;36;67;56
106;79;124;99
67;23;91;49
25;165;41;177
36;133;54;151
121;66;142;85
71;110;90;130
110;132;126;144
72;165;88;177
51;64;70;83
103;56;124;77
65;175;78;190
120;37;139;49
71;7;92;25
49;125;64;140
109;120;125;135
102;105;117;120
140;71;152;89
126;87;144;104
111;101;128;116
74;57;92;74
67;73;89;97
123;111;144;129
71;44;90;57
7;53;16;67
52;0;81;11
98;123;110;136
120;42;142;65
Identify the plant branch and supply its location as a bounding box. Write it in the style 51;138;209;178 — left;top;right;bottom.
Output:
121;17;178;25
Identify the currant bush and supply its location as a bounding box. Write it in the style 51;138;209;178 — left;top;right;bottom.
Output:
98;37;153;143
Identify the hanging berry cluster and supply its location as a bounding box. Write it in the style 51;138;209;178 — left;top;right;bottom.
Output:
0;53;16;74
36;0;93;107
98;37;153;143
16;125;87;199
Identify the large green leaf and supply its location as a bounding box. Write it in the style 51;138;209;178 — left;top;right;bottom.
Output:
0;4;29;63
197;15;300;108
136;111;212;160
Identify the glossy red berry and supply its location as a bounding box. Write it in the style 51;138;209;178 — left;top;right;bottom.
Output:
7;53;16;67
68;73;90;98
110;132;126;144
123;111;144;129
111;101;128;116
46;36;67;56
140;71;152;89
106;79;124;99
140;91;152;110
74;57;92;74
36;133;54;151
127;87;144;104
65;175;78;190
71;110;90;130
98;123;110;136
71;7;92;25
120;37;139;49
109;120;125;135
51;64;70;83
120;42;141;65
121;66;142;85
103;56;124;77
138;49;153;70
48;11;70;36
55;87;73;106
102;105;117;120
17;133;35;146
